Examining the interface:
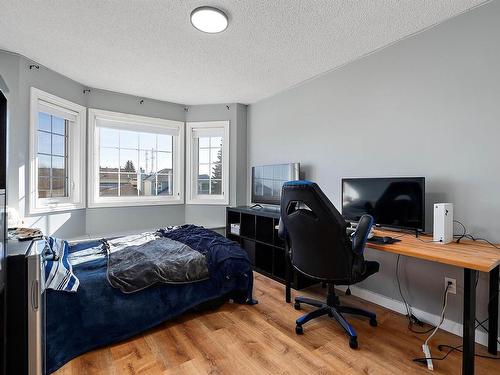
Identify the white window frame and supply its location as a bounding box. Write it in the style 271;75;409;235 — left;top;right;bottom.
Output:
29;87;86;214
87;108;184;208
186;121;229;205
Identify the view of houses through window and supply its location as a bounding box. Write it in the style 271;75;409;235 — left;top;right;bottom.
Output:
197;136;223;195
99;127;173;197
37;112;69;198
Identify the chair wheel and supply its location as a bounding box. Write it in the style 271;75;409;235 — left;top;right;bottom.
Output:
369;318;377;327
295;325;303;335
349;337;358;349
294;302;301;310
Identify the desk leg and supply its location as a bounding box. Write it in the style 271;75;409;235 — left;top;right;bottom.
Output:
285;248;291;303
488;265;499;354
463;268;477;375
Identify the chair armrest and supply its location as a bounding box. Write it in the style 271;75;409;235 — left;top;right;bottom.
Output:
278;218;286;240
351;214;374;254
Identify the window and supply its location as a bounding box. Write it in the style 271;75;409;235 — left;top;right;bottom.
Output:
29;88;86;214
37;112;69;198
186;121;229;205
88;109;184;207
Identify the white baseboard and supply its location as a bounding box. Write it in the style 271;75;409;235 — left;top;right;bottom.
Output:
335;285;499;351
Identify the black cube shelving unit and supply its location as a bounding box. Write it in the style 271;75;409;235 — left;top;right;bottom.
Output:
226;206;316;290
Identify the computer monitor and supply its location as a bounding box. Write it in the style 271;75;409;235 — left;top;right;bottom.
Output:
251;163;300;205
342;177;425;232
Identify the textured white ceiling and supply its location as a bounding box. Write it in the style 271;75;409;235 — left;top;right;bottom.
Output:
0;0;488;105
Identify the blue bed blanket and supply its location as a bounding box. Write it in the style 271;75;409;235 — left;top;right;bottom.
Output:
46;226;253;374
157;225;254;292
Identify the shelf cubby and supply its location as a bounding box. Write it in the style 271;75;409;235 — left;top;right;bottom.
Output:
256;215;274;244
242;239;256;264
227;210;240;225
226;206;317;290
255;243;273;274
240;213;256;238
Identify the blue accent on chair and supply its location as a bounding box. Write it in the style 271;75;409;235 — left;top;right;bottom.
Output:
283;180;315;186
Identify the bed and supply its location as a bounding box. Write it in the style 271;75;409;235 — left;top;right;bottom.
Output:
45;225;254;374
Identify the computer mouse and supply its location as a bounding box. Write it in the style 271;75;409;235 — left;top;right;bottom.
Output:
382;236;392;244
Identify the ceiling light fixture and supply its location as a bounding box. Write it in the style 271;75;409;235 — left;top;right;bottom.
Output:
190;6;228;33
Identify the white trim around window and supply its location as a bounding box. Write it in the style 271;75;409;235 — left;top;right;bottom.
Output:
186;121;230;205
87;108;184;208
29;87;86;214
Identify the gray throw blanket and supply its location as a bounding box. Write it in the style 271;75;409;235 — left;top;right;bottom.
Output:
106;237;209;293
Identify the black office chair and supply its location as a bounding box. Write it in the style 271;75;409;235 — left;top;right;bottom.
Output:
279;180;379;349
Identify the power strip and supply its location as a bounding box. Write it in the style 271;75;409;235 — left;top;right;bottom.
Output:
422;344;433;371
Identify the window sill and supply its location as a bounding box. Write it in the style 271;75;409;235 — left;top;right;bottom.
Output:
186;197;229;205
29;202;85;215
87;197;185;209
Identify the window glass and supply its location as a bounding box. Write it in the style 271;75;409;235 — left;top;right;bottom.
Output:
120;130;139;149
98;126;174;197
37;131;51;154
139;150;156;174
99;148;119;171
30;89;85;214
38;112;51;132
120;149;138;172
99;172;118;197
196;136;224;195
119;173;138;196
157;152;172;172
37;112;69;198
100;127;119;148
52;134;65;156
198;137;210;148
52;117;66;135
156;174;172;196
187;122;228;204
158;134;173;152
139;132;156;150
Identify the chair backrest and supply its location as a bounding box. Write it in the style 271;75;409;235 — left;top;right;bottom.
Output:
280;181;355;281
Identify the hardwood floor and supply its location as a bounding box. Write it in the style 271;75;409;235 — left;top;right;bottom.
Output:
55;273;499;374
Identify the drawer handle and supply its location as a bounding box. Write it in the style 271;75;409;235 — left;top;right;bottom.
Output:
31;280;39;310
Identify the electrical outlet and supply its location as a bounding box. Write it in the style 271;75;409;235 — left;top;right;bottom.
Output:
445;277;457;294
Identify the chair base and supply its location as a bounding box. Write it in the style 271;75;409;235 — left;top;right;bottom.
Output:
294;288;377;349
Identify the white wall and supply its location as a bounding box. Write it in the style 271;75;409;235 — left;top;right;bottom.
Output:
247;1;500;340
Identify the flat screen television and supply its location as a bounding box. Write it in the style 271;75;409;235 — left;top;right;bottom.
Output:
251;163;300;205
342;177;425;232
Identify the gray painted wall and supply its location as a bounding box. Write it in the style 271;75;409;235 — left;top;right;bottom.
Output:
247;2;500;338
2;51;87;238
1;51;247;237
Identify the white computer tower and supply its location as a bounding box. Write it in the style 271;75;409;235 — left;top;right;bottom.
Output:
433;203;453;244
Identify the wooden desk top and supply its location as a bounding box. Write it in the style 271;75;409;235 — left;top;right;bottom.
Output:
367;230;500;272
